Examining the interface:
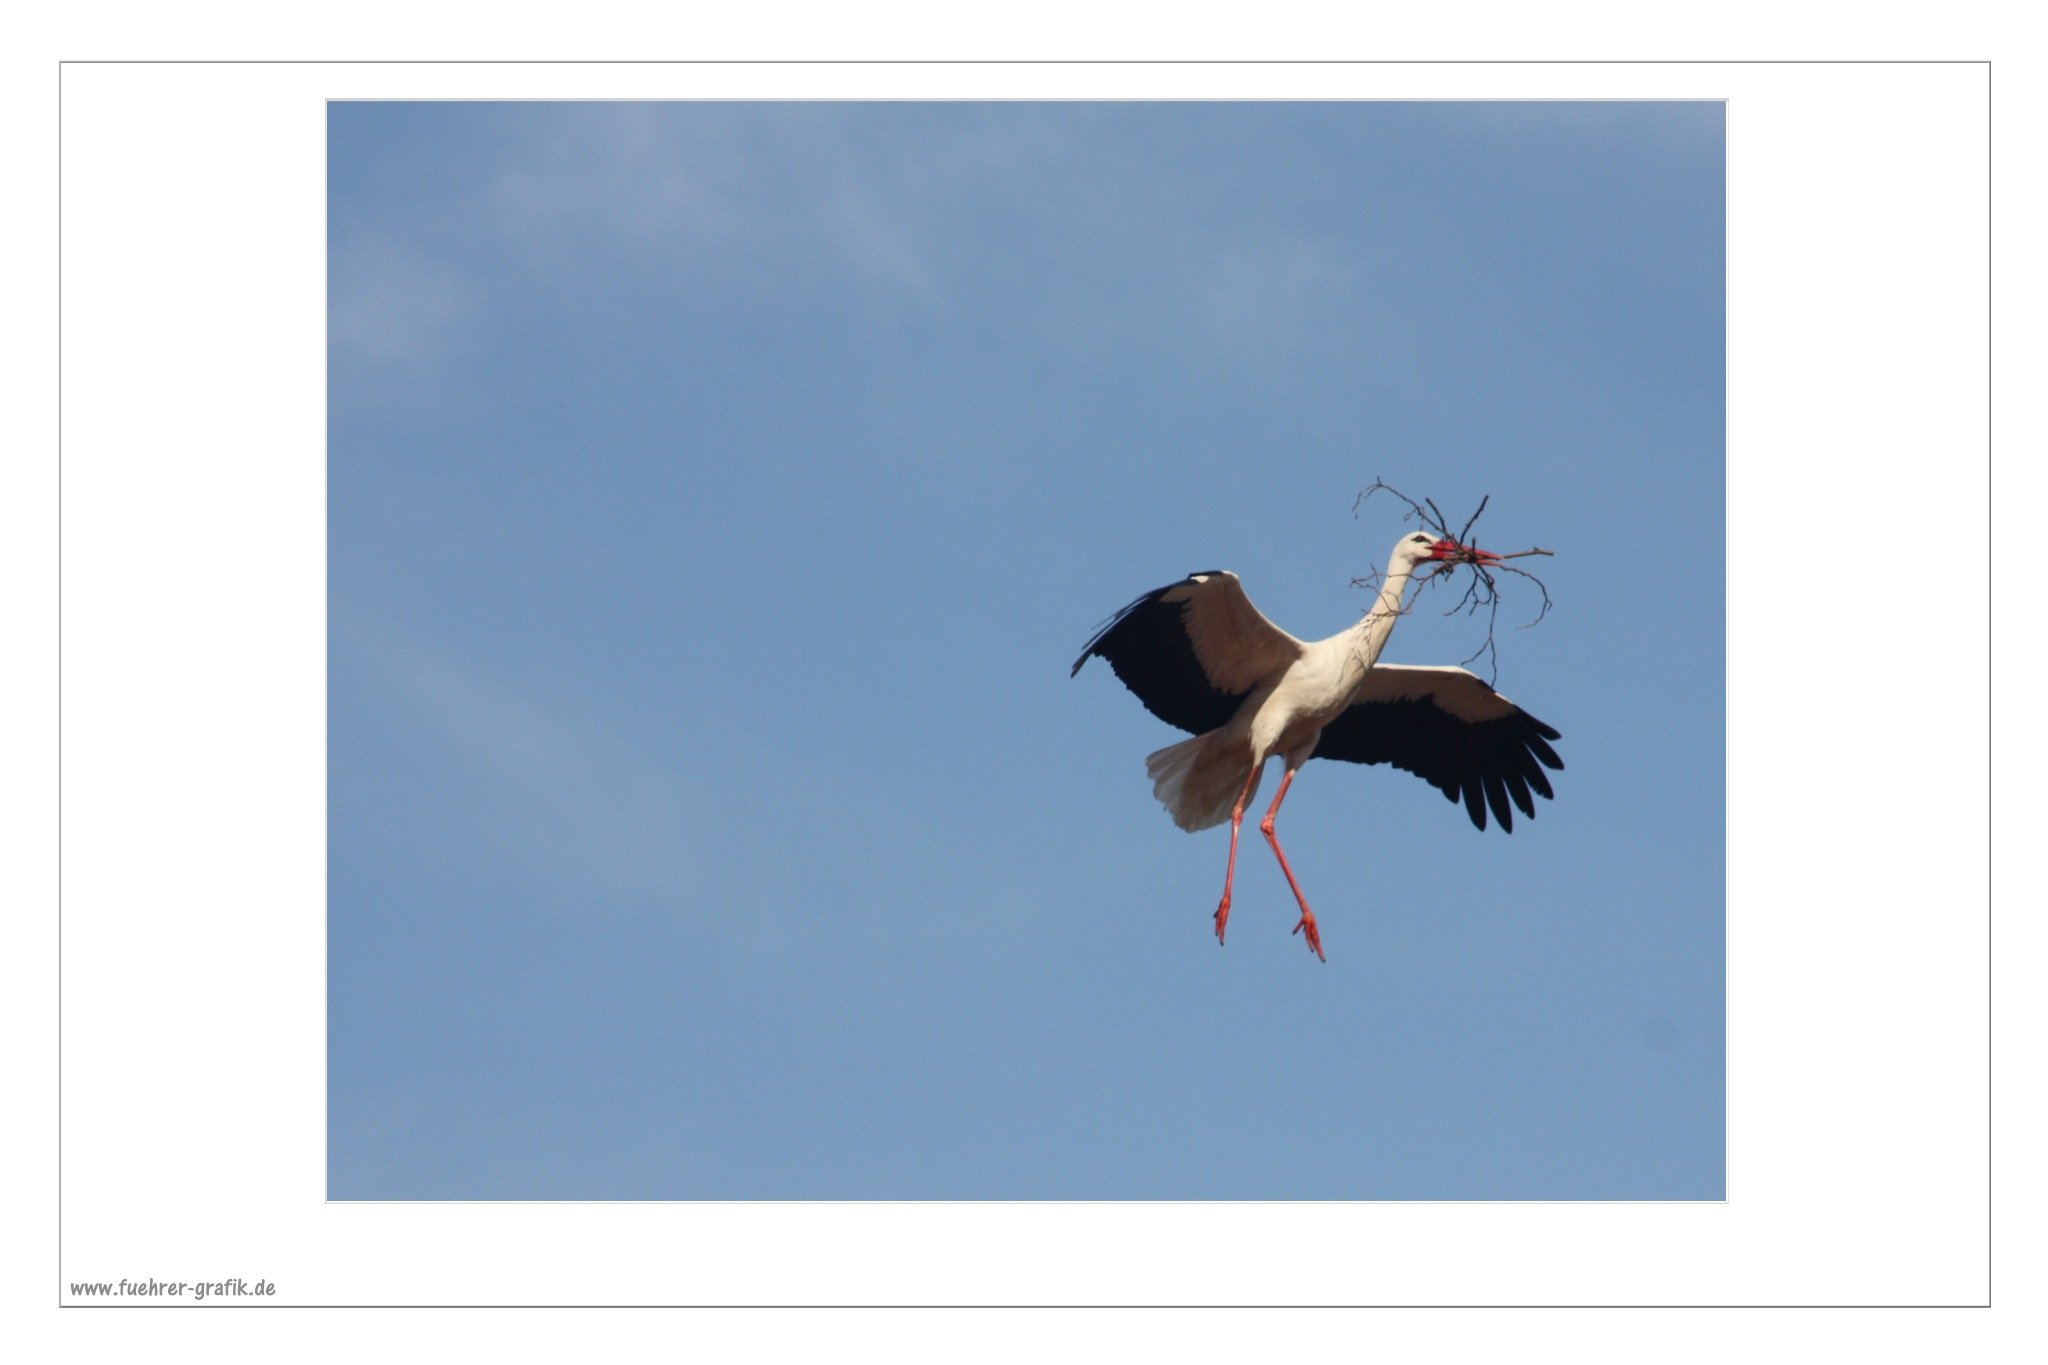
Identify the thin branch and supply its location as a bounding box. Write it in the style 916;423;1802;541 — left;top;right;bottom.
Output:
1456;494;1488;547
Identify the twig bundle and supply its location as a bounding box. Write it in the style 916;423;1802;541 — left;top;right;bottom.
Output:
1349;479;1555;685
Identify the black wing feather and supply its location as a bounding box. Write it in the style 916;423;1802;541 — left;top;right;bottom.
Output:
1315;675;1565;833
1069;573;1243;736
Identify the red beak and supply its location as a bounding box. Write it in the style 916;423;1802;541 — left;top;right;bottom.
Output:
1427;539;1502;565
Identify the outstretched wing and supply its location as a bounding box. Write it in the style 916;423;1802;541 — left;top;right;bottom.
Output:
1314;664;1563;832
1070;570;1304;736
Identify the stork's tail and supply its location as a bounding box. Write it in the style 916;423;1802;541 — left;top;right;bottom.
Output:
1145;731;1258;832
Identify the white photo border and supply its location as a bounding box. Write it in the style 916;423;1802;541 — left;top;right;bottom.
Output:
56;60;1989;1308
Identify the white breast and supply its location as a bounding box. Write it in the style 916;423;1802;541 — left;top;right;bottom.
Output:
1249;641;1361;758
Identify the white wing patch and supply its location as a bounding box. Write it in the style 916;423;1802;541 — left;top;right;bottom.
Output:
1351;664;1518;723
1161;571;1304;696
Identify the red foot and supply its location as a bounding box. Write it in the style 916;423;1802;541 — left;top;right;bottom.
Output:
1214;899;1231;945
1291;911;1326;961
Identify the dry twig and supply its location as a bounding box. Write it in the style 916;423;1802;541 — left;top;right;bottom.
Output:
1349;478;1555;686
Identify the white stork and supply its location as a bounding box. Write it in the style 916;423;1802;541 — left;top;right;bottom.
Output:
1071;530;1563;960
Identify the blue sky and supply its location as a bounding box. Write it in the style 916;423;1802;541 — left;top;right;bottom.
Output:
328;101;1723;1200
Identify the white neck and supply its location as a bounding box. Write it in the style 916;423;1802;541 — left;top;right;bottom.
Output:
1342;548;1423;678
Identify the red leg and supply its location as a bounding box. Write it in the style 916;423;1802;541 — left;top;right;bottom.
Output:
1214;763;1262;946
1259;766;1324;961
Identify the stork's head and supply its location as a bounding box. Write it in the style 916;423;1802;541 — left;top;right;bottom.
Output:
1393;529;1502;570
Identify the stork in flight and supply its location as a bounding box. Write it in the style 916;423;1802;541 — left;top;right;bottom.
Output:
1071;530;1563;960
